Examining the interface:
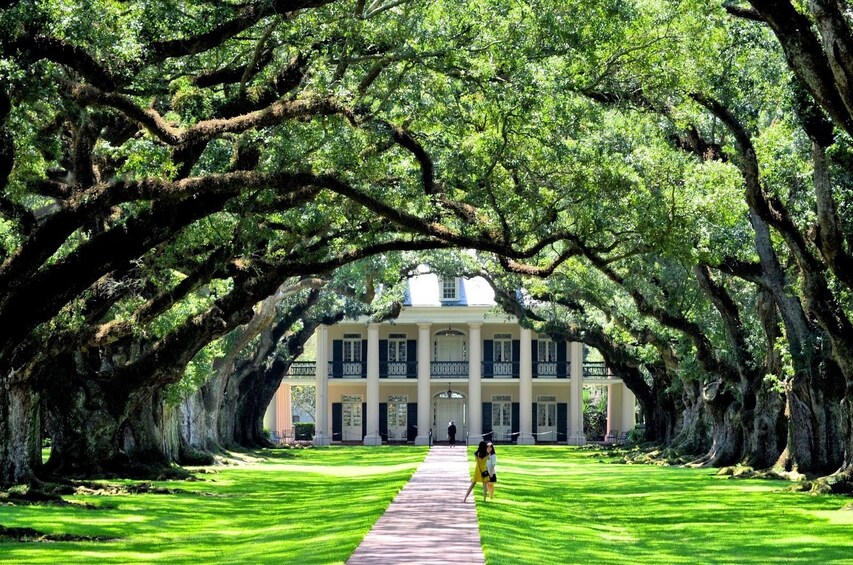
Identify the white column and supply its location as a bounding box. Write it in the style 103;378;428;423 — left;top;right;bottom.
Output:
569;341;585;445
517;327;535;444
364;323;382;445
468;323;483;445
277;383;292;435
621;382;636;433
606;383;622;441
313;325;331;445
415;323;432;445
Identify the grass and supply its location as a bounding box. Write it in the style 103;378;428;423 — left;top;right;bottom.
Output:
476;446;853;564
5;445;853;564
1;446;428;564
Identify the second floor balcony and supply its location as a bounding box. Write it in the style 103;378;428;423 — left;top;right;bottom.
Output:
285;360;613;380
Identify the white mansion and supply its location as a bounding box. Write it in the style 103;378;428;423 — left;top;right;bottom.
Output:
264;270;636;446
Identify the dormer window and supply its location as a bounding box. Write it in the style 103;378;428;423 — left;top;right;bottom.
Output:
440;277;459;301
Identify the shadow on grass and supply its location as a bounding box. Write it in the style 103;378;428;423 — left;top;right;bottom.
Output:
0;446;429;564
477;446;853;565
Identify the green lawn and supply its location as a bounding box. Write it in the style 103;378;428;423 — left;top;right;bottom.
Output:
1;446;428;564
4;445;853;564
476;446;853;564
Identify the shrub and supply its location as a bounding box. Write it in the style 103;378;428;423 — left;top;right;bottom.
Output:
294;423;315;440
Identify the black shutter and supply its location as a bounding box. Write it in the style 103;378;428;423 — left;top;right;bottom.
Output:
557;340;567;378
511;402;520;443
380;403;388;442
332;403;342;442
407;340;417;378
483;340;493;378
361;340;368;378
512;340;520;378
531;340;538;377
557;403;568;443
407;402;417;442
362;402;367;439
482;402;493;442
532;402;538;440
332;340;343;378
379;339;388;378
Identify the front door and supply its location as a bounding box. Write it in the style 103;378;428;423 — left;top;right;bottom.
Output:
342;395;362;441
492;396;512;442
434;390;466;442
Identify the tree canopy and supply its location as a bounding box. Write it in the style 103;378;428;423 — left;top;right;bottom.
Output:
2;0;853;489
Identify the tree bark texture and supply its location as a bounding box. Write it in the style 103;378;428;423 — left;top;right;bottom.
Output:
671;380;712;455
43;359;127;476
0;376;41;486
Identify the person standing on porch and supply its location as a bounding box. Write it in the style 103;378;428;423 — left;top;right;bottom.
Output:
448;421;457;447
463;441;489;502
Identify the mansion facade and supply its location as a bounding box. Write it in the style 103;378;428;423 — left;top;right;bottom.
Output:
264;271;636;446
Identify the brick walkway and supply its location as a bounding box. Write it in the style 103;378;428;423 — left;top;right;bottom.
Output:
347;445;486;565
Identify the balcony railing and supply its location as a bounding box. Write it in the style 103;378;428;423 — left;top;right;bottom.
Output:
285;359;615;380
583;361;614;379
482;361;519;378
382;361;417;378
534;361;570;378
431;361;469;377
286;361;317;378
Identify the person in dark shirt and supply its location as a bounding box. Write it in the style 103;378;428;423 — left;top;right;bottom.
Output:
447;421;457;447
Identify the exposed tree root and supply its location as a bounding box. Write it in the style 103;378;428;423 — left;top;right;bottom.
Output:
0;524;118;543
578;443;698;466
0;472;214;509
714;466;853;496
798;470;853;495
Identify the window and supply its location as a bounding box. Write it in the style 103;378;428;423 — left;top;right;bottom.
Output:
492;395;512;428
537;338;557;377
494;333;513;362
388;333;407;362
537;396;557;428
440;277;459;301
343;333;362;362
538;339;556;362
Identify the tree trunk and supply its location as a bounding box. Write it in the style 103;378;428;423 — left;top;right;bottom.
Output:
43;355;178;477
703;97;853;476
122;394;180;466
645;369;679;443
841;380;853;473
179;380;226;455
746;211;842;472
688;380;742;467
0;376;41;486
671;380;711;455
742;287;787;469
234;367;272;447
43;367;125;477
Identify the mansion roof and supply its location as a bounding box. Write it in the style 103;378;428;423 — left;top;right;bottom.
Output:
404;273;495;307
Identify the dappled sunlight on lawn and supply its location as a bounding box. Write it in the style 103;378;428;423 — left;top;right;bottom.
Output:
0;447;428;563
477;446;853;565
259;461;420;476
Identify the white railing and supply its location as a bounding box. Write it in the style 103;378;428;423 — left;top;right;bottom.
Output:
430;361;469;377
